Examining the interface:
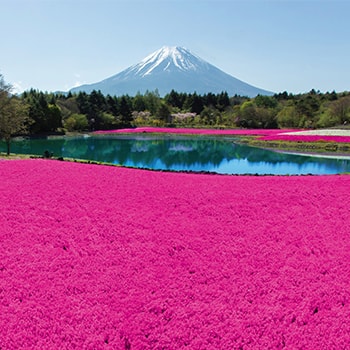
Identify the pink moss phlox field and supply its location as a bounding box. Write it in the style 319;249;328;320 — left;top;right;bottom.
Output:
94;127;300;136
94;127;350;143
1;160;350;349
259;134;350;143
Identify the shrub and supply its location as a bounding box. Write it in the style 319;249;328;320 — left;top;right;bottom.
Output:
64;113;89;131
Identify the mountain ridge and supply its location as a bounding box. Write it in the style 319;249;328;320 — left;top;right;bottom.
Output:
70;46;274;97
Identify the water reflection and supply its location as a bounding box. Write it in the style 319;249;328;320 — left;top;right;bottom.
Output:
2;135;350;175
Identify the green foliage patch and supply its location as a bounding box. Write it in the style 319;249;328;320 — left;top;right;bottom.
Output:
2;72;350;156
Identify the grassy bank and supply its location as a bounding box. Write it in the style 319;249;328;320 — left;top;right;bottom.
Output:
239;137;350;156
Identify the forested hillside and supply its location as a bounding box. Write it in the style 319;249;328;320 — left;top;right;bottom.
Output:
1;71;350;139
21;88;350;134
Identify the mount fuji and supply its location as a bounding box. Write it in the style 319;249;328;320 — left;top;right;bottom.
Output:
70;46;273;97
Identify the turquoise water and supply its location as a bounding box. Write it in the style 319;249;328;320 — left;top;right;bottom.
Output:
2;134;350;175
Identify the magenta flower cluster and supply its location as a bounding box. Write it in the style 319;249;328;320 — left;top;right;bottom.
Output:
1;159;350;348
95;127;350;144
94;127;299;136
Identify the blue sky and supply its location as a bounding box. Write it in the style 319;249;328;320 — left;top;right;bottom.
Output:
1;0;349;95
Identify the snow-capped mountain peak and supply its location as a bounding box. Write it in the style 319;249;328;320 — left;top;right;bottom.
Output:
128;46;206;77
70;46;274;97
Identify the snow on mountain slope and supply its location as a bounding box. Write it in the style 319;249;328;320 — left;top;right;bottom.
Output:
70;46;273;97
126;46;207;76
113;46;208;82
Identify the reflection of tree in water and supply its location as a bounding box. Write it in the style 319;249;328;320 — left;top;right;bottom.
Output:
240;145;338;166
3;137;66;157
160;139;228;167
62;138;89;158
61;136;233;168
3;135;350;174
131;141;150;153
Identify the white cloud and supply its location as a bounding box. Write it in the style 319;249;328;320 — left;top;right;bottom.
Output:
63;74;86;91
12;81;26;94
73;81;84;88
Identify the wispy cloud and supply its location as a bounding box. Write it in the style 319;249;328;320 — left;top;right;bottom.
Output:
73;81;84;88
12;81;26;94
64;74;86;91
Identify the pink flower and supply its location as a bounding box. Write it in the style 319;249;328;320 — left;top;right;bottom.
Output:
94;127;300;136
1;159;350;348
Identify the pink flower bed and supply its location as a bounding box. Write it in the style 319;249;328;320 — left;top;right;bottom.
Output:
1;159;350;349
259;134;350;143
94;127;299;136
95;127;350;143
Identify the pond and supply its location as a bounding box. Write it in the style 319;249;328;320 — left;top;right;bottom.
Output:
2;134;350;175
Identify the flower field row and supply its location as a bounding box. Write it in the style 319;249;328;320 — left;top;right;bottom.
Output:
94;127;299;136
1;159;350;348
95;127;350;143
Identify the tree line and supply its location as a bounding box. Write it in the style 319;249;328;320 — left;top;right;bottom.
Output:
1;73;350;154
21;88;350;132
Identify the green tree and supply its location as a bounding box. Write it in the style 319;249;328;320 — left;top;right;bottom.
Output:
216;91;230;111
76;91;91;115
183;93;204;114
236;100;255;128
64;113;88;131
25;90;47;133
156;102;172;124
56;95;80;119
119;95;132;126
236;100;277;128
255;95;277;108
106;95;119;116
47;104;62;132
88;90;107;129
277;105;300;128
0;75;30;154
329;95;350;124
295;93;320;127
165;90;184;109
143;90;161;115
133;92;146;112
316;109;340;128
200;106;219;125
203;92;217;108
23;89;62;133
100;112;118;129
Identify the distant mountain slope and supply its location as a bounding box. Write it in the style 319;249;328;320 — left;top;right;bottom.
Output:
70;46;274;97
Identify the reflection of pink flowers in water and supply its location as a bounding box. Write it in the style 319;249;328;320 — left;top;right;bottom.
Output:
1;159;350;348
168;144;193;152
